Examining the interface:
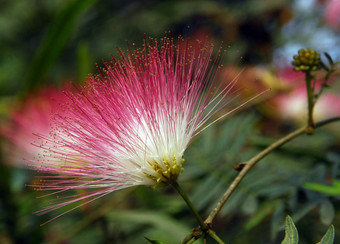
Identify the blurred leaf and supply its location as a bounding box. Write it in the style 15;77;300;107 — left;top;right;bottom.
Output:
0;52;25;94
324;52;334;66
250;132;336;163
241;194;258;215
77;41;93;82
220;190;246;216
145;237;167;244
281;216;298;244
107;210;191;242
290;200;321;225
245;202;274;231
271;201;285;240
317;225;335;244
25;0;97;91
320;200;335;226
304;180;340;195
191;175;224;211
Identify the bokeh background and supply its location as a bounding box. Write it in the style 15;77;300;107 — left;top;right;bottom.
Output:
1;0;340;243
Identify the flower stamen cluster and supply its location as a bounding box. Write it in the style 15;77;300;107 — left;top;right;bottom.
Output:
146;156;185;187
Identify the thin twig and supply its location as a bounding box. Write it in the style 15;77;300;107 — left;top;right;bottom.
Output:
187;237;197;244
204;116;340;224
208;229;225;244
315;116;340;128
180;116;340;243
180;234;195;244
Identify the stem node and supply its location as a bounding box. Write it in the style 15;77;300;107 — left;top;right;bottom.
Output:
233;162;247;171
305;126;315;135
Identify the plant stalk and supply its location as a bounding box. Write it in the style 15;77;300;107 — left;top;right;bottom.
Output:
204;116;340;225
305;72;315;131
180;117;340;243
171;181;208;231
208;229;225;244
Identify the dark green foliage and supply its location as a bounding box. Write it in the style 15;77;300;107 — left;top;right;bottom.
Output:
281;216;334;244
25;0;97;92
282;216;299;244
0;0;339;243
145;236;167;244
317;225;335;244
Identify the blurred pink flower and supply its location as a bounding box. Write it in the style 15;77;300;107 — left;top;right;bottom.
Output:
30;37;247;218
276;86;340;123
325;0;340;30
271;66;340;123
217;64;340;126
1;87;69;167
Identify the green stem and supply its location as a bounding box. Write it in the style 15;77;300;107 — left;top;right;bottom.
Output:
171;181;208;231
187;237;197;244
180;234;195;244
208;229;225;244
305;72;315;130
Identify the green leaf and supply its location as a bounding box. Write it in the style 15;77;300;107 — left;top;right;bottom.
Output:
281;216;299;244
324;52;334;66
320;200;335;226
290;200;321;225
320;61;330;72
25;0;97;91
191;175;224;211
317;225;335;244
241;194;258;215
77;41;93;82
304;180;340;195
144;237;166;244
107;210;191;241
271;201;285;240
245;202;274;231
332;179;340;188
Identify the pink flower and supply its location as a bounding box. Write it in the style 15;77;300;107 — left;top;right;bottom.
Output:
277;86;340;123
325;0;340;30
1;87;69;167
30;37;248;218
269;66;340;123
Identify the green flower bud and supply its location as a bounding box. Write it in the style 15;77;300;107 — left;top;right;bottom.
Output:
292;48;321;72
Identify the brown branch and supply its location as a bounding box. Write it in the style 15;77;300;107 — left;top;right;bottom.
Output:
180;116;340;243
204;116;340;225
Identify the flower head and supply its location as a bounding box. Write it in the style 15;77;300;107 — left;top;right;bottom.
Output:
31;36;243;217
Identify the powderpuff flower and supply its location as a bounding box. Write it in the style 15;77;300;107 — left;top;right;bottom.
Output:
31;36;251;217
1;87;69;167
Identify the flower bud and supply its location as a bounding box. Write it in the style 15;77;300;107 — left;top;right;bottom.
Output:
292;48;320;72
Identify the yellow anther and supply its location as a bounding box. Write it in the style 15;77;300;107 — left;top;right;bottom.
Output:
144;155;185;187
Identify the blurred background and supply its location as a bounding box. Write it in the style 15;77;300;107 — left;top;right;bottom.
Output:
0;0;340;243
